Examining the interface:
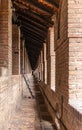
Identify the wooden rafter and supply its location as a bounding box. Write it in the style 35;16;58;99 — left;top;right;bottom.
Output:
21;0;55;14
14;4;53;27
21;28;45;39
36;0;59;12
24;33;44;43
27;38;42;45
22;30;44;42
12;0;60;69
18;15;48;31
21;23;47;37
45;0;59;7
13;0;52;16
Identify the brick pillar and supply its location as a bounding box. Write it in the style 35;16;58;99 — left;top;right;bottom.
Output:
39;54;41;81
24;47;27;73
12;25;20;75
47;29;51;86
45;60;47;84
41;50;43;81
20;38;25;74
0;0;12;76
47;25;55;89
43;43;47;84
24;47;30;73
50;25;55;91
20;38;23;74
68;0;82;104
43;47;45;82
19;28;21;74
22;40;25;73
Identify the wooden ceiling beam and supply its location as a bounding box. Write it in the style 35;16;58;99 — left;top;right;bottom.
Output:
23;0;54;14
22;23;47;36
24;33;44;43
21;27;45;39
21;24;47;38
36;0;59;12
23;31;44;42
18;14;48;31
20;19;47;32
13;3;53;27
45;0;59;8
26;38;42;45
26;38;43;46
13;0;52;16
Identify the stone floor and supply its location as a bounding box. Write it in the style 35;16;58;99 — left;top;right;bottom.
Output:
9;76;57;130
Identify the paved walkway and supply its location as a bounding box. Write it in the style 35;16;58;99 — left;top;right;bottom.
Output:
9;76;56;130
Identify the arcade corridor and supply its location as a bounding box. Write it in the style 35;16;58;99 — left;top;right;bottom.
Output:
9;76;57;130
0;0;82;130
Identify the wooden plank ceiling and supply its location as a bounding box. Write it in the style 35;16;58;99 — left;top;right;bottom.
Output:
12;0;60;69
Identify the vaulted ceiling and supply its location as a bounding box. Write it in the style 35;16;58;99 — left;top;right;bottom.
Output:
12;0;60;69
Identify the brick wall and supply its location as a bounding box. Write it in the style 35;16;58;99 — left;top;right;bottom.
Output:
24;47;32;74
49;24;55;91
12;25;20;75
46;20;56;90
0;0;12;76
0;1;32;129
43;43;47;84
35;0;82;130
68;0;82;109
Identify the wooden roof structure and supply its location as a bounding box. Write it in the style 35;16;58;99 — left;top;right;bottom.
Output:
12;0;60;69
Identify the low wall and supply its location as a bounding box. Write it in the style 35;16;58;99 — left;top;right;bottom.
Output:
0;75;23;130
39;82;82;130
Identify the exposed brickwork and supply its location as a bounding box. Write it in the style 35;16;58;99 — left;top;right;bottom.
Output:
68;0;82;38
49;25;55;91
0;0;82;130
12;25;20;75
24;47;32;74
43;43;47;84
0;1;32;129
68;0;82;110
35;0;82;130
0;0;12;76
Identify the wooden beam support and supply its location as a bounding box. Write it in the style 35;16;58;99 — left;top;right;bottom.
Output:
22;0;54;14
18;14;48;31
23;31;44;41
13;0;52;16
24;33;44;43
45;0;59;8
13;3;54;27
27;38;42;45
37;0;59;12
21;24;47;38
21;27;45;39
21;22;47;36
